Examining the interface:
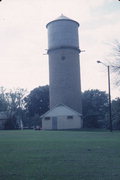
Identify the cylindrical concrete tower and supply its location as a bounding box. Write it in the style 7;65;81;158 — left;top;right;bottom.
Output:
46;15;82;113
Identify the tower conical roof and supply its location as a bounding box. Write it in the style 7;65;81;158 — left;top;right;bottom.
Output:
56;14;71;20
46;14;79;28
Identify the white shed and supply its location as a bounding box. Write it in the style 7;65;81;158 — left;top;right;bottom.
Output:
41;104;82;130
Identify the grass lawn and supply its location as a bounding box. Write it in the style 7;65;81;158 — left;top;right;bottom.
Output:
0;130;120;180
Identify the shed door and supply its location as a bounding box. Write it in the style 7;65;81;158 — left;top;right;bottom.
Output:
52;117;57;130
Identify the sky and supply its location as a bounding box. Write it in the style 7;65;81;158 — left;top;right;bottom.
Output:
0;0;120;99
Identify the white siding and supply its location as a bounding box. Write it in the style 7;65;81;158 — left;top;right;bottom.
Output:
42;115;82;130
57;116;82;129
42;118;52;130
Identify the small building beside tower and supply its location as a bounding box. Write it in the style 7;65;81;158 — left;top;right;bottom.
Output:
42;15;83;130
42;104;82;130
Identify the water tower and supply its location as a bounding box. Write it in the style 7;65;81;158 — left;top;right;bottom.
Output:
46;15;82;113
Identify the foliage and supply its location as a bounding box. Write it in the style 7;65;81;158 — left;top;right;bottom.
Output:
112;98;120;130
1;85;120;130
110;40;120;86
24;85;49;128
82;89;108;128
0;87;8;111
5;88;27;112
0;130;120;180
0;87;27;129
25;85;49;117
4;115;18;130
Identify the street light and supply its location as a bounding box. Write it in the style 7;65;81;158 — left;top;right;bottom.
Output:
97;60;112;132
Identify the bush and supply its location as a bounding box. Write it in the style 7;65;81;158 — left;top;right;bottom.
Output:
4;116;18;130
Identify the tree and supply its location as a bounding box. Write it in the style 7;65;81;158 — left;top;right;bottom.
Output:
4;115;18;130
0;87;27;129
111;98;120;130
7;88;27;129
0;87;8;112
109;40;120;86
82;89;108;128
24;85;49;127
5;88;27;111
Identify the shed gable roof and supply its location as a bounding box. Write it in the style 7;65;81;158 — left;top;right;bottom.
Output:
41;104;82;118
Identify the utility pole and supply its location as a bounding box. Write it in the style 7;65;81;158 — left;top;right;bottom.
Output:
97;61;112;132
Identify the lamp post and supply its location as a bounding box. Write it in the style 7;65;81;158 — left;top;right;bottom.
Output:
97;60;112;132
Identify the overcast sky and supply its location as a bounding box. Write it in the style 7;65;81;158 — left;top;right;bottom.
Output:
0;0;120;98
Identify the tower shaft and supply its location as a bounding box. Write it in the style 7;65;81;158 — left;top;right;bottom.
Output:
47;15;82;113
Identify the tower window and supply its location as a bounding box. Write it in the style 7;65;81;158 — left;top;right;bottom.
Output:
67;116;73;119
45;117;50;120
61;56;66;60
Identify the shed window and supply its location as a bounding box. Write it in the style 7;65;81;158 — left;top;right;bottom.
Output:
61;56;66;60
67;116;73;119
45;117;50;120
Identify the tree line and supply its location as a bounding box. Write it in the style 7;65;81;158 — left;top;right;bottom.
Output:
0;85;120;130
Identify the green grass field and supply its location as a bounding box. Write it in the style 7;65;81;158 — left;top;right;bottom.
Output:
0;130;120;180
